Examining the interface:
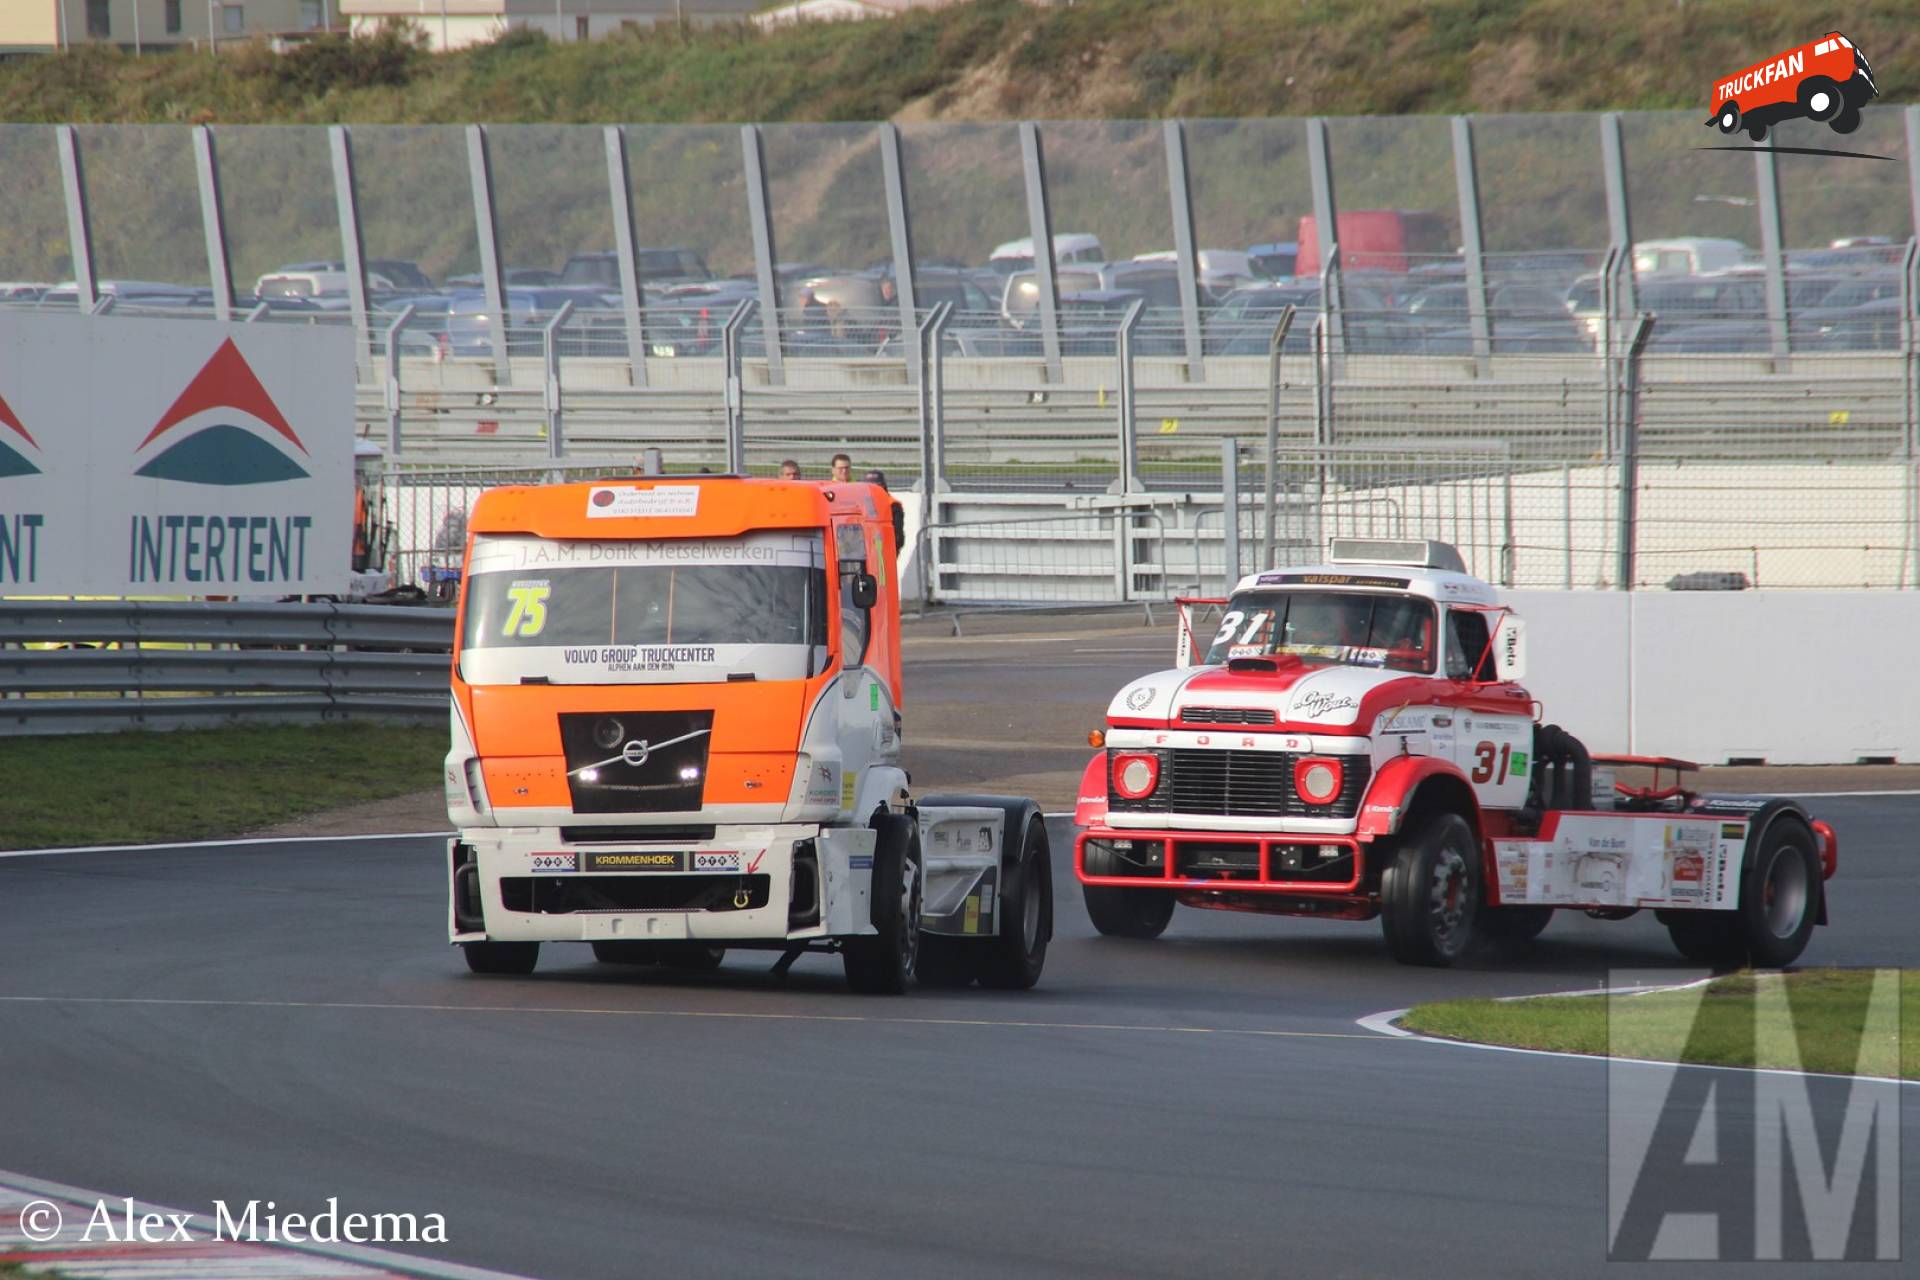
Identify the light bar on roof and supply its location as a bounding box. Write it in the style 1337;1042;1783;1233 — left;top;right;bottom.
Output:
1327;538;1467;572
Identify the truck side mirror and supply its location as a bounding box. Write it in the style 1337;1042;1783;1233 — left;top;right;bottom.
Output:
850;572;878;610
1494;614;1527;681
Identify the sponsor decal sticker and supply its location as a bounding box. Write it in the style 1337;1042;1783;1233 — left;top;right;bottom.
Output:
585;485;701;519
692;850;743;873
585;851;685;872
529;853;578;872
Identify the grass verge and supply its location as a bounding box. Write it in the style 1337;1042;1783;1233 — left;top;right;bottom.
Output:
0;723;446;849
1401;969;1916;1080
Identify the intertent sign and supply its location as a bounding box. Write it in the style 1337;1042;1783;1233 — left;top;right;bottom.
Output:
0;312;354;595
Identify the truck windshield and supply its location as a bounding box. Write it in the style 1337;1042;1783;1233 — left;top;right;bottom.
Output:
1203;590;1437;674
459;530;828;685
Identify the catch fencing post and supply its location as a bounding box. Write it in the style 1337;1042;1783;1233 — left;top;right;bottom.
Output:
56;125;96;315
721;299;755;473
1220;438;1241;593
1599;113;1637;315
1116;297;1146;494
1305;117;1342;356
543;301;574;459
1451;115;1492;372
1753;146;1790;363
1018;121;1064;384
603;125;649;388
1262;304;1296;567
193;125;234;323
740;125;785;386
1164;120;1205;381
915;302;952;493
329;125;373;378
465;124;513;386
382;304;413;454
879;123;920;386
1614;313;1654;591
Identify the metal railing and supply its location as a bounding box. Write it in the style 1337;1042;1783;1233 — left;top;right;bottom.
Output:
0;601;452;735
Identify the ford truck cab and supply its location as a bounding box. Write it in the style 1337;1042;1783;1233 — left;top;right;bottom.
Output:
1074;539;1836;968
446;477;1051;993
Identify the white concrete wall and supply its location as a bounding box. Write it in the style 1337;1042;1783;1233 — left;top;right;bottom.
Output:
1511;590;1920;765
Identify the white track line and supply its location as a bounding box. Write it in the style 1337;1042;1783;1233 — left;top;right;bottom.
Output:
1356;982;1919;1088
1782;788;1920;797
0;832;451;860
0;993;1389;1042
0;1168;538;1280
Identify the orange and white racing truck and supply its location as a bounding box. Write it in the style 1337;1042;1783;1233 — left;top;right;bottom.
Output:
1074;540;1838;967
445;477;1052;993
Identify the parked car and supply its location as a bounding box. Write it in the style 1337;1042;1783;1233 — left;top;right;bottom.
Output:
1130;249;1258;300
1631;237;1754;276
444;268;563;290
443;287;625;358
1246;241;1298;281
1798;297;1905;351
559;248;713;290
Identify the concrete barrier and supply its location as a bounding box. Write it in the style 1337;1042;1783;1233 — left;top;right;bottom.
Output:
1512;590;1920;764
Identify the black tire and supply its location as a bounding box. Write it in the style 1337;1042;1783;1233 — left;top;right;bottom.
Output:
1379;811;1482;966
1739;819;1821;968
660;943;727;972
1081;840;1175;939
913;933;977;989
591;941;659;965
1797;76;1843;122
1663;911;1745;968
1745;120;1769;143
1662;819;1821;969
463;941;539;975
1715;102;1741;135
844;812;921;994
1831;107;1862;135
976;817;1052;990
1478;905;1554;944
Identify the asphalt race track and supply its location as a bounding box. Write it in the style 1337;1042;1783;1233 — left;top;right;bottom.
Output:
1;793;1915;1279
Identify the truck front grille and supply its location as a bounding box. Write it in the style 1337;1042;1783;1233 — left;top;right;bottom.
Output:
1111;748;1370;820
500;874;769;915
1180;706;1277;725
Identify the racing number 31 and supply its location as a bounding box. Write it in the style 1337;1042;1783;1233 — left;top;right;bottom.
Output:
501;585;550;638
1472;740;1512;785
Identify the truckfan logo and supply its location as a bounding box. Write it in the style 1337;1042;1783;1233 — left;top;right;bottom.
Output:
0;390;40;477
133;338;310;486
1703;32;1881;156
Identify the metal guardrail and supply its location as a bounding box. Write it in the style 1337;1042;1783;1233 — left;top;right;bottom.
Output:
0;601;453;735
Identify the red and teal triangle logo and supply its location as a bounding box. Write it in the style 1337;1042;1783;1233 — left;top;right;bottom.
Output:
133;338;310;487
0;390;39;478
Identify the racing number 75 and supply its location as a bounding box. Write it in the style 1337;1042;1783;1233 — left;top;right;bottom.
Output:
1471;740;1511;785
501;585;550;638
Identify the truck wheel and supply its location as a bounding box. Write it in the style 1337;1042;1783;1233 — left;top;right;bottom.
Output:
977;816;1053;990
844;812;921;994
914;934;976;988
463;941;539;975
661;943;727;972
1714;102;1741;134
591;941;659;965
1478;905;1553;944
1745;120;1768;143
1831;106;1862;135
1663;911;1745;968
1379;812;1481;966
1081;840;1175;939
1797;76;1843;121
1739;820;1821;968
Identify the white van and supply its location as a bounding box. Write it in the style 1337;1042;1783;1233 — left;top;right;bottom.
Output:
989;233;1107;273
1632;238;1754;276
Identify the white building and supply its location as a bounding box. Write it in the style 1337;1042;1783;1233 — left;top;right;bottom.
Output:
0;1;334;53
339;1;760;51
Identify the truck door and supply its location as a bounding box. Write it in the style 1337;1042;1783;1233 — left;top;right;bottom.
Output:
832;521;895;817
1445;607;1531;810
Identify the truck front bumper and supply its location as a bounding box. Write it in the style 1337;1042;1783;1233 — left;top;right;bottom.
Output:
1076;825;1365;895
449;825;870;945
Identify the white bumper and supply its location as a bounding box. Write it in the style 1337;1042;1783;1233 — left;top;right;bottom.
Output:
449;824;877;945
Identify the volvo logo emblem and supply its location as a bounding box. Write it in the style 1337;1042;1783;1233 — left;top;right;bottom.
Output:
621;739;651;767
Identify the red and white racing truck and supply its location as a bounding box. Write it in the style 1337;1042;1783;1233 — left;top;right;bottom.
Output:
1073;540;1838;967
